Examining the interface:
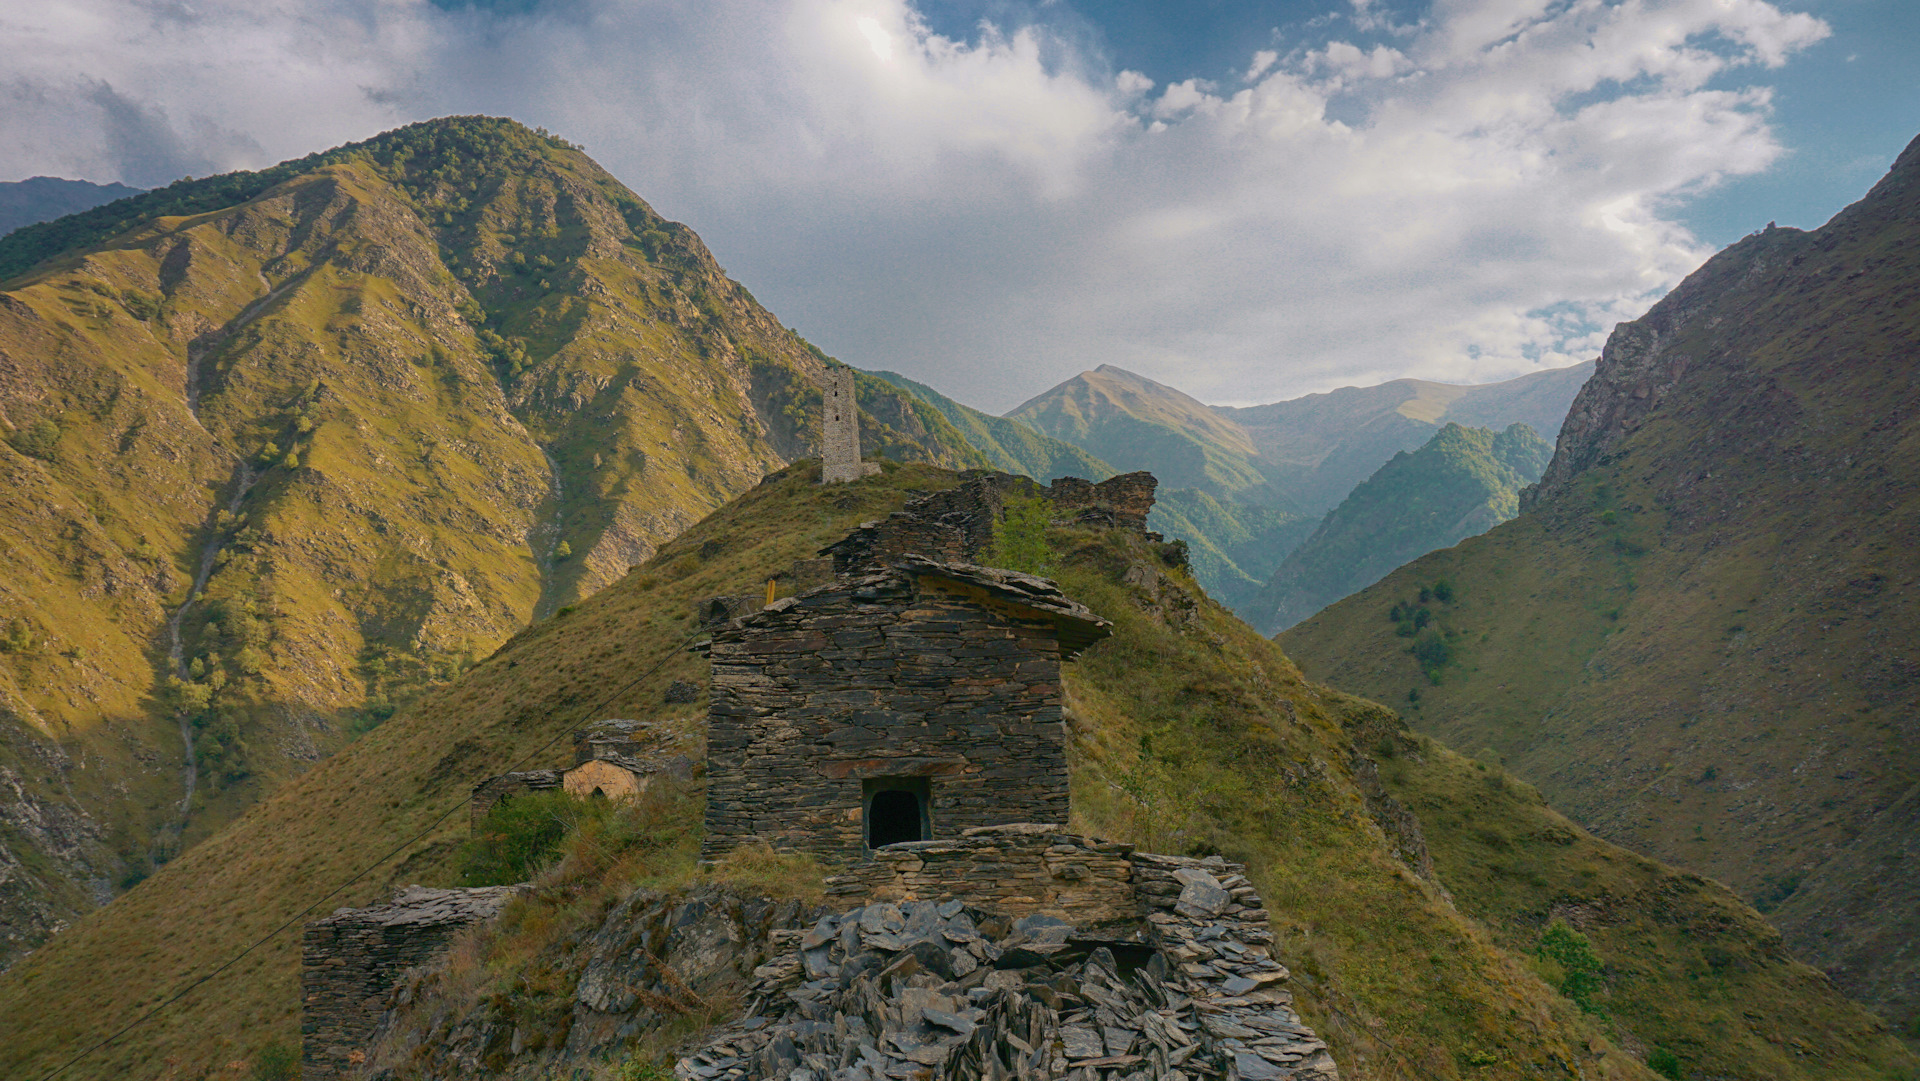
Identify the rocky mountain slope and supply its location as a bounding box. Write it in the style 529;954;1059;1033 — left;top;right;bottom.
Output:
1252;423;1550;633
1282;134;1920;1035
0;177;143;239
0;463;1908;1081
1004;363;1588;616
0;117;987;970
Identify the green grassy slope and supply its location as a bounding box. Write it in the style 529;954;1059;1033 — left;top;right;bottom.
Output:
871;369;1114;482
1282;134;1920;1034
1251;423;1550;633
0;116;984;969
2;464;1911;1081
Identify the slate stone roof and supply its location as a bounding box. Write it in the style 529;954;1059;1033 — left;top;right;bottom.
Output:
892;555;1112;658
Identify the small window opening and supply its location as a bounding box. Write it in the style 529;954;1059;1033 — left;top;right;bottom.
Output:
863;777;932;849
590;787;607;801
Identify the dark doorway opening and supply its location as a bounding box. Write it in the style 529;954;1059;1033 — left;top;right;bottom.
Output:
863;777;932;849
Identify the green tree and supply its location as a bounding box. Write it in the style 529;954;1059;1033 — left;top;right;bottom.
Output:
988;496;1055;576
8;417;60;459
1537;920;1606;1013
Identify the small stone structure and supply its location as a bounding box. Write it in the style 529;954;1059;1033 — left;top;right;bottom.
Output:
820;367;882;484
677;835;1339;1081
469;719;697;827
300;885;521;1079
703;557;1110;862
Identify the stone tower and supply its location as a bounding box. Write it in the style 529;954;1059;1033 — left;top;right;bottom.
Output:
819;367;879;484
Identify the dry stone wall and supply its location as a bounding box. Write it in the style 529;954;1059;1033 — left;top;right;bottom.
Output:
824;826;1139;934
300;885;521;1079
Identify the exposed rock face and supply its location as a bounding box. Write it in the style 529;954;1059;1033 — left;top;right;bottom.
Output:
301;885;522;1079
680;844;1336;1081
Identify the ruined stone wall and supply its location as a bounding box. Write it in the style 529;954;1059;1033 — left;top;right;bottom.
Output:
1045;471;1158;530
301;886;520;1079
704;575;1070;862
823;826;1139;934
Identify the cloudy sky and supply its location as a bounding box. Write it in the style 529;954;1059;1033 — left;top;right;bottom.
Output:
2;0;1914;410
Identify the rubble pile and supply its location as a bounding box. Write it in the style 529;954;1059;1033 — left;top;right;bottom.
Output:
677;857;1336;1081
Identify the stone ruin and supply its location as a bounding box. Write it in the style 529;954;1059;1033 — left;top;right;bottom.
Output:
676;829;1337;1081
305;464;1342;1079
821;367;882;485
702;556;1110;863
467;719;697;829
301;885;521;1079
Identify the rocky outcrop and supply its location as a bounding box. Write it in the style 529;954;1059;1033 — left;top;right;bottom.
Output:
361;887;825;1080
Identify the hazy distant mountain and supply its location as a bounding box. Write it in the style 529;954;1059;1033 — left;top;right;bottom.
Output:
1253;423;1551;633
1213;362;1592;515
1006;361;1591;612
871;370;1114;483
0;177;142;240
1283;133;1920;1032
1005;365;1266;496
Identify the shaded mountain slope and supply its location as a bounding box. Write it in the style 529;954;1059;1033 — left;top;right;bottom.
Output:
1282;134;1920;1032
0;178;144;240
0;116;984;969
1146;488;1314;611
870;369;1114;482
1252;423;1550;633
0;464;1910;1081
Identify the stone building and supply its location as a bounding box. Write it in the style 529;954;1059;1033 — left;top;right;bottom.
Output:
819;366;881;484
702;554;1110;863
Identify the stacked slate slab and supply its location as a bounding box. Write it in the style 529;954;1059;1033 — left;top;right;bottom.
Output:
702;560;1111;862
676;843;1337;1081
301;885;521;1079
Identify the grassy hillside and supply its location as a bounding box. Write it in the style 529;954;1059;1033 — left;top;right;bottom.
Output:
1283;134;1920;1033
870;369;1114;482
1;463;1910;1081
1251;423;1550;633
0;116;985;968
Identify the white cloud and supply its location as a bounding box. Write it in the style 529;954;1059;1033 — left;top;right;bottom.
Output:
0;0;1833;410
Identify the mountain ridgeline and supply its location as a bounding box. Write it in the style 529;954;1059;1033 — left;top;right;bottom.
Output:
1004;362;1590;612
1252;423;1551;633
1283;134;1920;1034
0;117;994;968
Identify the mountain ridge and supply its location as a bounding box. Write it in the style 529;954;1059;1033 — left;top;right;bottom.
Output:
1281;132;1920;1032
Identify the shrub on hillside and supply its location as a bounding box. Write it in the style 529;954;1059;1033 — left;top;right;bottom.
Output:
1536;919;1606;1014
989;495;1055;576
